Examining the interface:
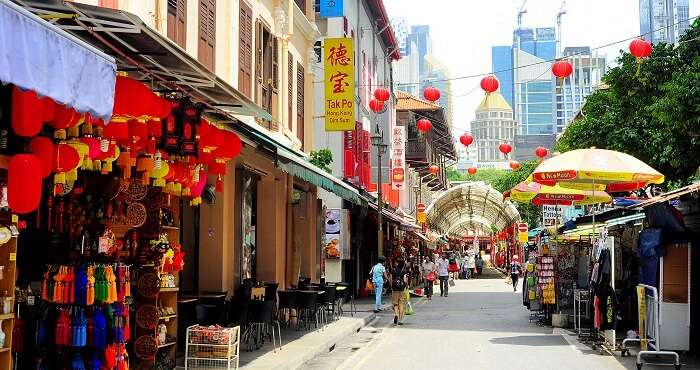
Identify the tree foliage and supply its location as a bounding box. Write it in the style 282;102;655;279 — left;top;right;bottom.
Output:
556;19;700;186
309;149;333;173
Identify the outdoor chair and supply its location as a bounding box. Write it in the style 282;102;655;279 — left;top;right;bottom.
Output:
334;283;356;317
322;285;338;321
296;291;320;331
246;300;282;352
264;283;279;302
277;290;298;328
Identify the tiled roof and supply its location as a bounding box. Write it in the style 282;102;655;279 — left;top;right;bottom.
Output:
396;91;441;111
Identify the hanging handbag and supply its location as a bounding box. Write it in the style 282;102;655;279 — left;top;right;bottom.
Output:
427;272;436;282
448;277;455;287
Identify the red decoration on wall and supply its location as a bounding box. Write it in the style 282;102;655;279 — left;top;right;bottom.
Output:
423;86;441;102
498;143;512;155
535;146;549;159
373;87;390;102
467;166;477;175
629;38;652;59
369;99;384;113
11;87;44;137
552;60;573;79
29;136;55;178
416;119;432;133
459;133;474;146
8;154;43;214
480;75;499;94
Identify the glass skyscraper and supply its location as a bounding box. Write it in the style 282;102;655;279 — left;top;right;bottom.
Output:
640;0;691;44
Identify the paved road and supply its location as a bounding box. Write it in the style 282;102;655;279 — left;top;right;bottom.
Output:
304;268;632;370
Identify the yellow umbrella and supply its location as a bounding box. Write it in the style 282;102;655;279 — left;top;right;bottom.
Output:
509;179;612;206
531;148;664;192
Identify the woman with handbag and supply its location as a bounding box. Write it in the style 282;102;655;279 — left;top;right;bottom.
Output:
370;257;388;313
420;255;436;300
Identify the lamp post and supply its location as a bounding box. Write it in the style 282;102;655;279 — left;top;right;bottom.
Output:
371;127;388;257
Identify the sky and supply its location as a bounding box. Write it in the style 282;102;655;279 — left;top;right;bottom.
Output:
384;0;700;134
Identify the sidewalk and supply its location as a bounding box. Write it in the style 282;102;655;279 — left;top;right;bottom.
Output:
238;299;385;370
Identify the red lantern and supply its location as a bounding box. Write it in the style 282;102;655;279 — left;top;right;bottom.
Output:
480;75;499;94
552;60;573;79
103;121;130;145
373;88;390;102
467;166;477;175
113;75;153;118
49;104;81;130
80;137;102;160
43;97;56;122
200;121;224;150
423;86;441;102
8;154;43;214
29;136;55;178
459;133;474;146
416;119;432;133
535;146;549;159
55;143;80;172
147;120;163;138
629;38;652;59
369;99;384;113
428;165;439;175
11;87;44;137
499;143;512;155
509;160;520;170
211;131;242;160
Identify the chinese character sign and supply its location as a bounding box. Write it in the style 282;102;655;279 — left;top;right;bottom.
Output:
324;38;355;131
391;126;405;190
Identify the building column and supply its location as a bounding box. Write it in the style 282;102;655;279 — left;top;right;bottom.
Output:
257;175;288;286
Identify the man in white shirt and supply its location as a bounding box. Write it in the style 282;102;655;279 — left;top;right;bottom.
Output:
420;255;437;300
436;252;450;297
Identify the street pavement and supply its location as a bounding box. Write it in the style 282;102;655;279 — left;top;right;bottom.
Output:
303;268;638;370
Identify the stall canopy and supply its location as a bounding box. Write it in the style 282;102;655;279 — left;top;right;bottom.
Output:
426;182;520;238
0;0;116;120
368;202;421;231
18;0;271;121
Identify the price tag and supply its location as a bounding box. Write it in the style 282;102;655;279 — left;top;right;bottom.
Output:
9;253;16;261
27;296;35;306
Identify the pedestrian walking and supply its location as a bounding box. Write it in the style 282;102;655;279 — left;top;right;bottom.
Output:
390;257;409;325
447;251;459;279
509;256;522;292
420;255;436;300
370;256;388;313
475;255;484;277
436;252;450;297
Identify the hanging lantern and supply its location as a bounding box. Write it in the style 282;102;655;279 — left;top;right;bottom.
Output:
509;160;521;170
416;119;432;133
210;131;242;160
467;166;477;175
480;75;499;94
103;120;130;145
43;97;56;122
459;133;474;147
55;143;80;172
498;143;512;155
49;104;81;131
535;146;549;159
199;121;224;150
423;86;440;102
8;154;42;214
369;99;384;113
551;60;573;79
208;160;227;176
428;165;439;175
11;87;44;137
29;136;54;178
113;75;154;118
629;38;652;59
373;87;390;102
101;146;120;174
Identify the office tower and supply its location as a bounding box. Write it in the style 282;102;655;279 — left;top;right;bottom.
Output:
640;0;691;44
470;91;517;163
555;47;607;133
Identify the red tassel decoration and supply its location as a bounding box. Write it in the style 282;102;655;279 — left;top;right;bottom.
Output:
215;176;224;192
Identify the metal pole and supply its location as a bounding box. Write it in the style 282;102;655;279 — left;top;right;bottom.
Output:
377;144;384;257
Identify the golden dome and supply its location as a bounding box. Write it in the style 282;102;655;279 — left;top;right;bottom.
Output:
476;91;512;111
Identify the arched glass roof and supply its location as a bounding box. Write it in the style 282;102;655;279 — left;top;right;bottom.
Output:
426;182;520;238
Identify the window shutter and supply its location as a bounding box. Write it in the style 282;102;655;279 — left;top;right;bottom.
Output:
167;0;187;48
295;0;306;15
272;37;279;91
197;0;216;70
288;52;294;131
254;19;263;106
296;63;305;148
238;2;253;97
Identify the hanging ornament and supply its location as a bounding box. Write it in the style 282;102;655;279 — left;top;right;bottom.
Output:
215;176;224;193
369;99;384;113
29;136;55;178
428;165;439;175
8;154;42;214
11;87;44;137
467;166;477;175
423;86;441;102
509;160;520;170
535;146;549;159
551;60;573;79
629;38;652;59
459;133;474;147
55;143;81;172
498;143;512;155
210;131;242;160
416;119;432;133
373;87;390;102
480;75;499;94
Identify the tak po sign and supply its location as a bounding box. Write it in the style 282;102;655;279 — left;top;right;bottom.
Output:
324;38;355;131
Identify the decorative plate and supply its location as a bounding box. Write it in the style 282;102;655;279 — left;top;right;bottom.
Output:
135;304;159;330
127;180;148;201
137;272;160;298
127;202;147;227
134;335;157;360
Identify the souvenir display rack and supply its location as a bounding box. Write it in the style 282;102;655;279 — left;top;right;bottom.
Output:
0;156;17;370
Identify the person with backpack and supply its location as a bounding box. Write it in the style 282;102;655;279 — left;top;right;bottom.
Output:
509;255;523;292
370;256;389;313
390;257;409;325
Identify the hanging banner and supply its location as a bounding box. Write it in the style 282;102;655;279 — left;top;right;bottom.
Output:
324;38;355;131
542;205;563;227
319;0;344;17
391;126;405;190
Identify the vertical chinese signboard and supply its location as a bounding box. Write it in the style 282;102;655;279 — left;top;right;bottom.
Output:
391;126;405;190
324;38;355;131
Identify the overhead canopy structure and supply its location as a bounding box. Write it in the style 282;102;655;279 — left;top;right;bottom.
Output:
426;182;520;238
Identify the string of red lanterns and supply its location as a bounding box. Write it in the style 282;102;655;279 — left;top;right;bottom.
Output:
509;160;521;170
467;166;477;175
428;164;440;175
535;146;549;159
551;60;573;79
416;119;432;133
423;86;441;102
459;133;474;147
480;75;499;94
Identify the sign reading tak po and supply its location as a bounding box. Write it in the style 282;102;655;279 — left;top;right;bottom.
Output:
324;38;355;131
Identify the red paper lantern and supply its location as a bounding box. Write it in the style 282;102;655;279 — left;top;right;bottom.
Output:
29;136;55;178
128;120;148;140
8;154;43;214
552;60;573;79
11;87;44;137
103;121;130;144
629;38;652;59
113;75;153;118
215;176;224;193
43;97;56;122
147;120;162;138
416;119;432;133
459;133;474;146
423;86;441;102
80;137;102;160
49;104;81;130
428;165;439;175
467;166;477;175
200;122;224;150
211;131;242;160
55;143;80;172
480;75;499;93
535;146;549;159
499;143;512;155
369;99;384;113
208;161;227;176
373;88;390;102
509;160;520;170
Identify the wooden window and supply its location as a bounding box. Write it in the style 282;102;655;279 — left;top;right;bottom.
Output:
166;0;187;48
238;2;253;98
288;52;294;131
255;22;275;128
296;63;305;148
295;0;306;15
197;0;216;70
99;0;118;8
